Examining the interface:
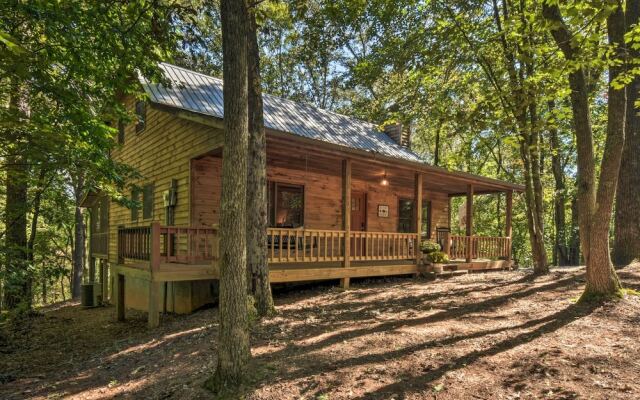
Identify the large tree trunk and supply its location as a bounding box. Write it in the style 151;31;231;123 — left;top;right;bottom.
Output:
3;84;31;311
71;175;85;299
246;5;275;317
212;0;251;389
543;3;623;299
613;0;640;266
4;154;30;310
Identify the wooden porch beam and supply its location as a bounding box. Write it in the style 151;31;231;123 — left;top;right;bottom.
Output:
466;184;474;263
341;159;352;288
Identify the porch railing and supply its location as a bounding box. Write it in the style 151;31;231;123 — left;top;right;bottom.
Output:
266;228;416;263
350;231;416;261
117;225;510;270
267;228;345;263
117;223;218;269
445;234;511;260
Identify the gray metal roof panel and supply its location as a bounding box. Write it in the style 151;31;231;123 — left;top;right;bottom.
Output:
141;63;424;163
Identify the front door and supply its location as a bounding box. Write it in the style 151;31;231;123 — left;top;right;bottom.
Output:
351;192;367;231
351;191;367;257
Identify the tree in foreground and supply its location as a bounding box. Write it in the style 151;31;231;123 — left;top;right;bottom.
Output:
613;0;640;267
211;0;251;390
542;1;623;299
246;2;275;318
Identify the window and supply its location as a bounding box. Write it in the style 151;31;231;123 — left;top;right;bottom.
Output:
399;199;432;235
421;201;432;238
117;120;125;144
135;101;146;133
142;183;154;220
398;198;414;233
268;182;304;227
131;187;140;222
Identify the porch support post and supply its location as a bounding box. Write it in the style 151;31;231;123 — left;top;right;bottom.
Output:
148;222;161;328
505;190;513;261
414;173;423;268
340;159;352;289
466;184;474;262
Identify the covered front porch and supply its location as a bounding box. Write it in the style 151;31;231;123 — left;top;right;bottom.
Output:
110;137;519;326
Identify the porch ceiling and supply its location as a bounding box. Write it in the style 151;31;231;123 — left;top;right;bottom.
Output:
266;137;521;196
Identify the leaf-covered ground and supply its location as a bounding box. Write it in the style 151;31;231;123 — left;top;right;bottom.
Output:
2;263;640;399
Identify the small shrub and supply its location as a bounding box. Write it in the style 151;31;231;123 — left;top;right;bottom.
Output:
420;240;440;254
427;251;449;263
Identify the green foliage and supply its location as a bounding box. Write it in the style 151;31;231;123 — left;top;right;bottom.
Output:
420;240;440;254
1;1;195;307
427;251;450;264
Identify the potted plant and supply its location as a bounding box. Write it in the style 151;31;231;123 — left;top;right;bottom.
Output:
420;240;440;254
427;251;450;273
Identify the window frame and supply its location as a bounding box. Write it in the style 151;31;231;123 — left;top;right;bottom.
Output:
397;198;414;233
135;100;146;133
421;200;432;239
142;183;154;220
117;119;125;144
131;187;140;222
268;181;305;228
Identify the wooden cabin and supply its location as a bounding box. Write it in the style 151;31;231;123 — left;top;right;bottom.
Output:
83;63;523;327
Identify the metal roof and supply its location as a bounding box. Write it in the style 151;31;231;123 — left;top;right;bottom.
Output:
140;63;424;163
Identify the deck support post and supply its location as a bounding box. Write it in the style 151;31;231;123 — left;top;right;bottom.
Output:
99;259;108;304
466;184;474;263
341;159;352;289
148;222;161;327
115;272;125;321
505;190;513;261
414;173;423;270
148;280;161;328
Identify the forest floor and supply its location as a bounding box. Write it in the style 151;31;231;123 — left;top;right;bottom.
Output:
1;263;640;400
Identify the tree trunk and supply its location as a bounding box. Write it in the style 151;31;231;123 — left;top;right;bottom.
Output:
434;117;443;166
4;154;30;310
246;4;275;317
491;0;548;273
548;101;568;266
613;0;640;266
3;84;31;311
72;175;85;299
213;0;251;389
543;3;623;299
569;197;580;265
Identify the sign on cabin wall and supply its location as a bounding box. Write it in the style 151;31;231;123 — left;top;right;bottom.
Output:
378;204;389;218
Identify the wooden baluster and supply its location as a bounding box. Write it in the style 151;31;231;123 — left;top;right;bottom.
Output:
269;230;274;262
278;230;283;262
302;231;307;262
286;230;290;262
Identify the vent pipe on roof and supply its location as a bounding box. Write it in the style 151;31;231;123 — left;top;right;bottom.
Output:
383;122;412;149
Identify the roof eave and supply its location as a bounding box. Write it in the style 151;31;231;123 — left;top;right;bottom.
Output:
148;101;525;193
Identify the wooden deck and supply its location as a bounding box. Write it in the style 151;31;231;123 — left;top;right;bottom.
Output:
113;224;512;283
112;224;512;327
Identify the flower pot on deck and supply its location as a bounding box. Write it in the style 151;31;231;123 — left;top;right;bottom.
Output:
432;263;444;274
